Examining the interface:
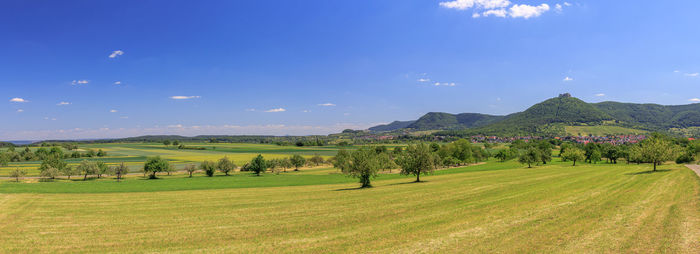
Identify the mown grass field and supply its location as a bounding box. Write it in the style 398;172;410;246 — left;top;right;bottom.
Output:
1;159;698;253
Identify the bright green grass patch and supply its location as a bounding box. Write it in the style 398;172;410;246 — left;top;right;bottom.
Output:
0;161;517;193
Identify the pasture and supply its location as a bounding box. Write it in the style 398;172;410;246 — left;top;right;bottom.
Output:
1;159;698;253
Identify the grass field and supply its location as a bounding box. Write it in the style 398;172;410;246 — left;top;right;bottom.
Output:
565;125;647;136
1;159;698;253
0;143;344;176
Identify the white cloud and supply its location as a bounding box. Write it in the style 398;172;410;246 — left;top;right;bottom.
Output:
114;81;122;85
685;73;699;77
16;109;24;113
674;70;680;73
439;0;511;10
109;50;124;59
417;78;431;82
563;76;574;81
595;93;605;97
10;97;28;103
120;116;129;119
434;82;456;87
265;108;286;113
318;103;336;106
245;108;256;112
302;110;311;113
110;109;118;113
689;98;700;102
564;2;571;6
509;4;550;19
57;101;71;106
441;0;554;19
170;96;201;100
71;80;89;85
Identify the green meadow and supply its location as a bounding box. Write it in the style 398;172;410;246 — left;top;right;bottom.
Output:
1;153;698;253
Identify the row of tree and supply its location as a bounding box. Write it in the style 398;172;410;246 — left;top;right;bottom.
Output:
0;146;107;165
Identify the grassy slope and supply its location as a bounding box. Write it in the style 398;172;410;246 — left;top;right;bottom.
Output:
0;161;698;253
565;125;648;136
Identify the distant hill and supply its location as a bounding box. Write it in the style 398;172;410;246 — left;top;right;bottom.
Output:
368;120;416;132
369;93;700;136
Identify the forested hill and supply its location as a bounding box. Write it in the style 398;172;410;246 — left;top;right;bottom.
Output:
369;94;700;136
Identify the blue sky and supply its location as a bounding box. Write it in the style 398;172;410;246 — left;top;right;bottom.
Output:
3;0;700;140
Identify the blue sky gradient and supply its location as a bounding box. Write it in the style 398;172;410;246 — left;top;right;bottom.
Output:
3;0;700;140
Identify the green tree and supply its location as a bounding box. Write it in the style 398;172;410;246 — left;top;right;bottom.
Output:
111;162;129;181
9;168;27;182
309;154;324;166
200;160;217;177
340;147;381;188
217;157;236;176
536;141;552;164
397;143;436;182
163;140;171;146
249;154;268;176
332;149;351;171
61;165;75;179
143;156;171;179
39;154;68;174
518;147;541;168
639;136;677;171
590;149;602;164
77;160;98;180
39;167;59;180
184;164;197;177
96;149;107;157
561;147;585;166
96;161;109;178
290;154;306;171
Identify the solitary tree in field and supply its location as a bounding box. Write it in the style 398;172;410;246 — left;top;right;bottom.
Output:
143;156;171;179
111;162;129;181
40;167;59;180
200;160;217;177
9;168;26;182
61;165;75;179
333;149;350;172
184;164;197;177
290;154;306;171
96;161;109;178
217;157;236;176
397;143;436;182
77;160;98;180
639;136;677;171
561;147;585;166
310;154;324;166
163;140;171;146
340;147;381;188
518;147;541;168
249;154;268;176
280;158;292;172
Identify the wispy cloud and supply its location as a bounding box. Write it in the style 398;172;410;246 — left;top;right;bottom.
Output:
434;82;456;87
16;109;24;113
120;116;129;119
417;78;431;82
689;98;700;102
110;109;118;113
10;97;28;103
265;108;286;113
440;0;558;19
685;73;699;77
318;103;336;106
71;80;89;85
170;96;201;100
57;101;71;106
302;110;311;113
245;108;256;112
595;93;605;97
563;76;574;82
109;50;124;59
114;81;122;85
